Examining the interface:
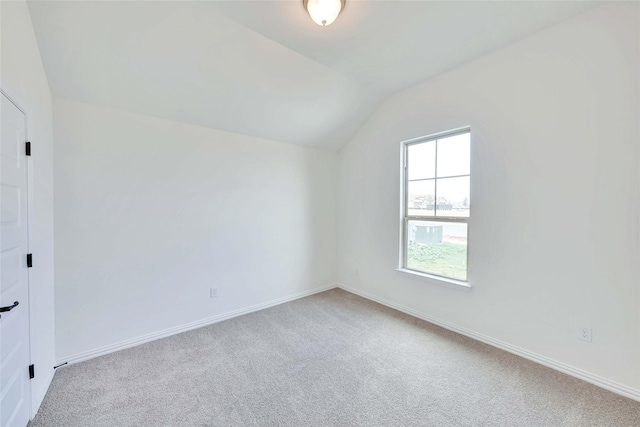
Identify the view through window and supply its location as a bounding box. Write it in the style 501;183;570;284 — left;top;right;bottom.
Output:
402;129;470;281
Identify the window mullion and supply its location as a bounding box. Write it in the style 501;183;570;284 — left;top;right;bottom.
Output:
406;216;468;223
434;140;439;216
408;173;469;183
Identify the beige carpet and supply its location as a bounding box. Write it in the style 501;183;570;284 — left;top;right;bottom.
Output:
30;289;640;426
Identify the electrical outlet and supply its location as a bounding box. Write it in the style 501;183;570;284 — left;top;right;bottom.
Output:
578;327;592;342
210;287;218;298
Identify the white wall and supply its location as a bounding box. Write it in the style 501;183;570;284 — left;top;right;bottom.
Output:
53;99;337;361
338;2;640;397
0;0;56;416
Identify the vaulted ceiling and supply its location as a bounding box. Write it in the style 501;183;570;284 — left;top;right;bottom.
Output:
27;1;597;150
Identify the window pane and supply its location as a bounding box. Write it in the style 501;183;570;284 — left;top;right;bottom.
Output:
407;180;434;216
406;220;467;281
408;140;435;180
435;176;469;217
436;133;470;178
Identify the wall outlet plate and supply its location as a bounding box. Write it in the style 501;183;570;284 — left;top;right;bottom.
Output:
578;327;592;342
210;287;218;298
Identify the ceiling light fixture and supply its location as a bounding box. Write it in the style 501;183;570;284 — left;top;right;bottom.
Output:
303;0;345;27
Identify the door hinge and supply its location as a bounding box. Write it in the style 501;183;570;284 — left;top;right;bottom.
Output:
29;364;35;379
27;254;33;268
26;141;31;156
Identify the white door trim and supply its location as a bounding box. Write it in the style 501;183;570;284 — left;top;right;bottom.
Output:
1;77;36;419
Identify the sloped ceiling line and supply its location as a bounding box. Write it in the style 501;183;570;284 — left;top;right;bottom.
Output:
27;0;598;150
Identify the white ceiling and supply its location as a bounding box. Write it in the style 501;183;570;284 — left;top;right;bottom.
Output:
27;1;598;150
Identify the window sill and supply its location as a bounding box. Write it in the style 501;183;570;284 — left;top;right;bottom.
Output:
395;268;472;292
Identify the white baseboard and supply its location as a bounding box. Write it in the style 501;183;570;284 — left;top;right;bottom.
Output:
55;282;640;403
56;283;339;367
337;283;640;403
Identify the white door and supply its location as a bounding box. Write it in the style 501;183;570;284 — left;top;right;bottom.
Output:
0;92;31;427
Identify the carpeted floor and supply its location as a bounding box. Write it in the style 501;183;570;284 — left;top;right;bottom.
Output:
30;289;640;426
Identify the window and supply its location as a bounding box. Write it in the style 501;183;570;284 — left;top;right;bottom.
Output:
401;128;470;282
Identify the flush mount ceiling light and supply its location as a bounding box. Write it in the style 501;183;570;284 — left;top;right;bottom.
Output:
303;0;345;26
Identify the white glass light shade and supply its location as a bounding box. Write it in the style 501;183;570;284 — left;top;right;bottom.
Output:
304;0;345;26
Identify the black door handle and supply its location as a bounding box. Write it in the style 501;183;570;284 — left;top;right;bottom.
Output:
0;301;19;312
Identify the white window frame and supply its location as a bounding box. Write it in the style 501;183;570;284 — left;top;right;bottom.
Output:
397;127;472;291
